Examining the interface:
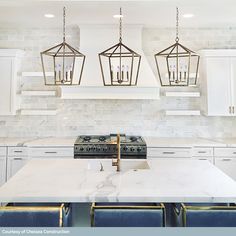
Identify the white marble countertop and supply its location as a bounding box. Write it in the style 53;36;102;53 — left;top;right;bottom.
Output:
0;136;229;148
0;158;236;203
25;137;77;147
144;137;226;148
213;138;236;147
0;138;33;147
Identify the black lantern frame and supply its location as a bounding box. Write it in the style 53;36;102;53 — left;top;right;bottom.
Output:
40;7;85;86
154;7;200;87
98;8;141;86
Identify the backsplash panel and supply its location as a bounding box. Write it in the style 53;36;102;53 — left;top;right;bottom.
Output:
0;26;236;137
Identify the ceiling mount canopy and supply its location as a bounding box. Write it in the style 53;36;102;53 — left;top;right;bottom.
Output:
154;7;200;87
40;7;86;86
98;8;141;86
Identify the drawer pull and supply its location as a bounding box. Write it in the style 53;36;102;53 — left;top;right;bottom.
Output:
14;151;23;153
233;152;236;154
45;151;57;154
199;158;207;160
222;159;231;161
13;157;23;160
162;152;175;155
198;151;207;154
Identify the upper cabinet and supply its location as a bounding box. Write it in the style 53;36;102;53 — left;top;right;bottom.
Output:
200;50;236;116
0;49;23;115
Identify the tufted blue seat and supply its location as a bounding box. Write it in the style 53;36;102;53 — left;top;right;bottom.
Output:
171;203;236;227
91;202;165;227
0;203;72;227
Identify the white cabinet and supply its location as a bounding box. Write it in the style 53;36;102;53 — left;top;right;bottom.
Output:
215;158;236;181
200;50;236;116
7;147;29;180
214;147;236;181
29;147;73;159
147;147;192;159
192;156;214;163
7;157;29;180
0;49;23;115
0;147;7;187
192;147;214;163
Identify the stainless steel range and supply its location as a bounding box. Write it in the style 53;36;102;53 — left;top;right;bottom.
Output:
74;134;146;159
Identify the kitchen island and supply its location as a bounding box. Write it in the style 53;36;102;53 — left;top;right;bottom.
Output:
0;158;236;203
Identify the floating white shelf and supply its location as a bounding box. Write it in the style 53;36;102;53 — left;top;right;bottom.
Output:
60;86;160;100
21;72;53;77
21;90;56;97
165;92;200;97
20;109;57;116
165;110;201;116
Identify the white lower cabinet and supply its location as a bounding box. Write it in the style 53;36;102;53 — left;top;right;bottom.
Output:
0;147;7;186
7;147;29;180
29;147;74;159
192;156;214;163
147;147;192;158
192;147;214;164
7;156;29;180
215;157;236;181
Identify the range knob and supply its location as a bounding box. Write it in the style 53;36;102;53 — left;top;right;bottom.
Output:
80;147;84;151
96;147;101;152
103;147;108;152
130;147;135;152
123;146;128;151
137;147;142;152
86;147;91;151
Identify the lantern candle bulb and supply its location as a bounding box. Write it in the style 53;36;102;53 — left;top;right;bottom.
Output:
126;65;129;81
122;65;125;81
58;64;62;82
111;65;114;80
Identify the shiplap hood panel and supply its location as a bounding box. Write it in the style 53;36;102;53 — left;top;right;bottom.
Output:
79;25;158;87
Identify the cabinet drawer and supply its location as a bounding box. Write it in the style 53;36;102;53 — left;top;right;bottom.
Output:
192;156;214;163
0;147;7;156
192;147;213;157
147;148;192;158
8;147;28;157
29;147;73;158
214;148;236;157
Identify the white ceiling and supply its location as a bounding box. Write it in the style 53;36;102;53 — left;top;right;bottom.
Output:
0;0;236;28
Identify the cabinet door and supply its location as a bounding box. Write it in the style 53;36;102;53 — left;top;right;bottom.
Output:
0;57;14;115
230;58;236;115
7;157;28;180
215;158;236;181
206;57;232;116
0;156;6;186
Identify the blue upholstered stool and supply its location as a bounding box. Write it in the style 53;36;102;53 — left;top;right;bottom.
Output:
0;203;72;227
171;203;236;227
91;203;165;227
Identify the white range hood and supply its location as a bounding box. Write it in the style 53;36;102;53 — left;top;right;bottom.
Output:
60;25;159;99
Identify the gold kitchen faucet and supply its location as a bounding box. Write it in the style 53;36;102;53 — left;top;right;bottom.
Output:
112;134;121;172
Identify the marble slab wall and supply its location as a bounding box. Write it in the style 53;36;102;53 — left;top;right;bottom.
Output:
0;26;235;137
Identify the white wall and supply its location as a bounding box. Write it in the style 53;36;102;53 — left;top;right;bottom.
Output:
0;26;236;137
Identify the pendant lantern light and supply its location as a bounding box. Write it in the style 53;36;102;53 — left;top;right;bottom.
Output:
40;7;85;86
99;8;141;86
154;7;200;86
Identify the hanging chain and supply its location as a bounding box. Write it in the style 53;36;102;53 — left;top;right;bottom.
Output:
119;7;122;43
63;6;66;42
175;7;179;42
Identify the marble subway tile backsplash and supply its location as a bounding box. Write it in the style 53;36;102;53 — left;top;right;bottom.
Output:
0;26;236;138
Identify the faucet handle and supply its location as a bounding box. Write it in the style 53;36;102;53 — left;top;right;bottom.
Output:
100;162;104;172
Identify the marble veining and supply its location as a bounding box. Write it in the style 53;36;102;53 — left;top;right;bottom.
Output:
0;159;236;203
